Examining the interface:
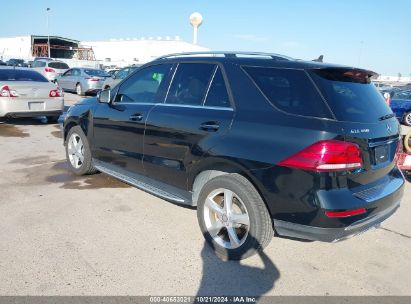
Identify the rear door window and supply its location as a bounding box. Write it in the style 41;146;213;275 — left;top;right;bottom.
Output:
310;69;392;122
243;67;333;119
166;63;215;106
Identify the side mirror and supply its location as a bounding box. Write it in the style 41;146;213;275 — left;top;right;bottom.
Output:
111;75;116;79
97;89;111;103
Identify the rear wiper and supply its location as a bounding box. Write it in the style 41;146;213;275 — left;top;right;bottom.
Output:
379;113;395;121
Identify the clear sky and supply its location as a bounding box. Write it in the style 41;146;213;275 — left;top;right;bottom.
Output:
1;0;410;75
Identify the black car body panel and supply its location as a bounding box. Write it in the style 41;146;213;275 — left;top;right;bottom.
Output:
63;53;404;242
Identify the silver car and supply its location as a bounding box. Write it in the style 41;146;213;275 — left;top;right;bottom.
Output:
102;66;139;90
0;68;64;121
32;59;70;82
56;68;110;96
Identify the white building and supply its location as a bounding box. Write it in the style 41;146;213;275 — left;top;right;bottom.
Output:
0;35;209;68
83;37;209;67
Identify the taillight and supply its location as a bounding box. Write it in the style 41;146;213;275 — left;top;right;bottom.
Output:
49;88;63;97
325;208;366;218
278;140;363;172
0;85;19;97
86;77;100;82
45;67;55;73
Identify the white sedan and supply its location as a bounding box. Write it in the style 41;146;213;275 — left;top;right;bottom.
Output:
0;68;64;122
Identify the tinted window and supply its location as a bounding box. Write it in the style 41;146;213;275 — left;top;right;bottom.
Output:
244;67;332;118
393;91;411;100
84;69;109;77
204;67;230;108
0;69;48;82
33;61;46;67
72;69;81;76
115;64;172;103
310;69;392;122
48;62;69;69
166;63;215;106
115;68;129;79
63;70;72;76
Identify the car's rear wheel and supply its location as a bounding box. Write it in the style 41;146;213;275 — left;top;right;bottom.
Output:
65;126;96;175
46;115;59;123
403;112;411;126
76;83;84;96
197;173;273;260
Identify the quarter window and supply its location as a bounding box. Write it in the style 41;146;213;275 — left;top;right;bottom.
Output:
244;67;333;119
114;64;172;103
166;63;215;106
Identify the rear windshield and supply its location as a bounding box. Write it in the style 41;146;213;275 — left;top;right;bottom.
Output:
243;66;333;119
48;62;69;69
0;69;48;82
84;69;109;77
310;69;392;123
33;61;47;67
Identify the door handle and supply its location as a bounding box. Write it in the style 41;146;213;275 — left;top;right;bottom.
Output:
200;121;220;132
129;113;143;121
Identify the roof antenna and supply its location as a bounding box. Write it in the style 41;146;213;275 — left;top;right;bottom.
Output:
313;55;324;62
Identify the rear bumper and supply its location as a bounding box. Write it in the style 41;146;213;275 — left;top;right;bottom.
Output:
275;199;400;242
4;110;62;118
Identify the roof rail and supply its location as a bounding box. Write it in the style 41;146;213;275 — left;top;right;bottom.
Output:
155;51;294;61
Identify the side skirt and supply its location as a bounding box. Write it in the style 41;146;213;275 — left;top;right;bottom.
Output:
93;159;194;206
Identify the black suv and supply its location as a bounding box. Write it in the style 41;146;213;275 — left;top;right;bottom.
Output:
63;52;404;260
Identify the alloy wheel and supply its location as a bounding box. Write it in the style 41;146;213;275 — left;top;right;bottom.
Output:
67;133;84;169
203;188;250;249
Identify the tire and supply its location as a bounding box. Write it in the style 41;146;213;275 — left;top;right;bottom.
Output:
197;173;273;260
76;83;84;96
404;131;411;153
65;126;97;175
403;112;411;126
402;170;411;183
46;115;59;123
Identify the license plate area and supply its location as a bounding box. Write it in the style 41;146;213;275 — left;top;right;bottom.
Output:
28;102;45;111
373;144;389;165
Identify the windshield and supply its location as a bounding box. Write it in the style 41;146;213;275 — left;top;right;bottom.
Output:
0;69;48;82
309;68;392;123
84;69;109;77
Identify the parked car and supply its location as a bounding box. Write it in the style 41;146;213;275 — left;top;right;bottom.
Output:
32;59;70;82
390;90;411;126
56;68;110;96
6;59;28;67
0;60;7;66
106;68;120;77
102;66;139;90
63;52;404;260
0;68;63;121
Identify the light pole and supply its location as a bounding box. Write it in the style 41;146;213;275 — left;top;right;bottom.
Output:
189;12;203;45
46;7;51;58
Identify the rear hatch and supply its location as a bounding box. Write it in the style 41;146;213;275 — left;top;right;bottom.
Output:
309;68;400;187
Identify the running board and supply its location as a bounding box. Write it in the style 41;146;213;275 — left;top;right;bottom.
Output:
93;159;193;206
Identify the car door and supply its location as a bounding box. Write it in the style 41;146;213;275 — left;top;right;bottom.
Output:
58;69;73;90
143;63;235;190
70;69;81;91
91;63;173;174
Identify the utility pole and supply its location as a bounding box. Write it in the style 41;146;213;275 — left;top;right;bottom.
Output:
47;8;51;58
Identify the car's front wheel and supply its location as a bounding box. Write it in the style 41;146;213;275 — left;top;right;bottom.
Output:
65;126;97;175
403;112;411;126
197;173;273;260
